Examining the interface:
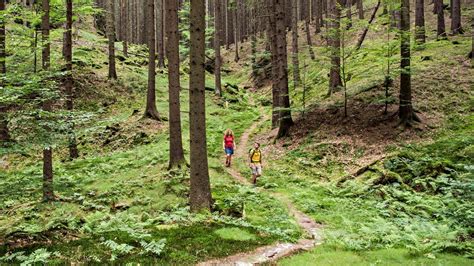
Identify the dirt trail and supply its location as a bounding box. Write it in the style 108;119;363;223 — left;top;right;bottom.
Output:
199;116;323;266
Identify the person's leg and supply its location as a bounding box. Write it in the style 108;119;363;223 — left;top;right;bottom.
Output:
257;165;262;178
251;165;257;184
254;165;262;184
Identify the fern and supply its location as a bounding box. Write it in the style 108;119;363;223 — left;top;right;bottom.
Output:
139;239;166;256
102;240;134;261
1;248;60;265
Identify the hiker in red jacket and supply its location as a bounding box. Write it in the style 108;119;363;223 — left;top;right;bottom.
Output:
223;129;236;167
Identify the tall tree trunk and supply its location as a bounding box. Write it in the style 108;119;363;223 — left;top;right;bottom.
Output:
328;0;342;95
121;0;128;56
268;0;280;129
106;0;117;79
233;6;240;62
189;0;212;212
315;0;322;33
451;0;463;34
275;0;294;139
322;0;327;27
225;0;230;49
399;0;417;126
346;0;352;29
42;0;54;202
144;0;161;120
65;0;79;159
435;0;446;38
166;0;186;169
214;0;222;96
357;0;364;19
156;0;165;68
415;0;425;44
0;0;10;143
291;0;301;88
42;0;50;70
251;5;258;75
305;12;316;60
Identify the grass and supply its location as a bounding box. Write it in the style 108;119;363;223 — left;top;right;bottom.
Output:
258;113;474;264
1;28;300;264
278;246;472;266
2;5;474;265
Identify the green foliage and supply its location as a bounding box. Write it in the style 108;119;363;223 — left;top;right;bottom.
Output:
1;248;61;265
214;227;257;241
102;240;135;261
265;126;474;258
139;239;166;256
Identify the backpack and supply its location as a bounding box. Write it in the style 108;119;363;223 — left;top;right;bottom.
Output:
249;148;262;163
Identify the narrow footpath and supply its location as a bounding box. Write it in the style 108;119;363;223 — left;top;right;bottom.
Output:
199;116;323;266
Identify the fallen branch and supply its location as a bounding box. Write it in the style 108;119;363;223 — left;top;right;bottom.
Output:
356;0;381;50
337;153;389;185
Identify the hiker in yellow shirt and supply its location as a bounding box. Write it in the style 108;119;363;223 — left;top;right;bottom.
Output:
249;142;263;185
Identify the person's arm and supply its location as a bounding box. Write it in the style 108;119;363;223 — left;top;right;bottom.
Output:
222;138;225;150
233;140;237;150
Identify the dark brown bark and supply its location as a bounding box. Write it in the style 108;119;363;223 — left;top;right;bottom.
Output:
65;0;79;159
189;0;212;212
156;0;165;68
42;0;50;70
214;0;222;96
315;0;322;33
106;0;117;79
144;0;161;120
42;148;54;201
305;11;316;60
0;108;8;143
268;0;280;129
251;5;258;75
435;0;446;38
399;0;416;125
0;0;5;75
328;0;342;94
275;0;294;139
451;0;463;34
42;0;54;202
166;0;186;169
0;0;9;143
346;0;352;29
225;0;230;49
121;0;128;57
291;0;301;88
415;0;425;44
357;0;364;19
233;4;240;62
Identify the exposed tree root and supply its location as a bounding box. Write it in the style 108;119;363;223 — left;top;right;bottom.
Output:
142;110;161;121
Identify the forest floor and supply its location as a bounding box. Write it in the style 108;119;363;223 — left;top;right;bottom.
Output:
1;4;474;265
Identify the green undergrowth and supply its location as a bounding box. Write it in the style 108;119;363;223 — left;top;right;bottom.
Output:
1;31;297;263
287;21;473;117
261;114;473;263
278;246;472;266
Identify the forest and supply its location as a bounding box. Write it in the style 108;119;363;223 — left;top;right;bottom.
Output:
0;0;473;264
